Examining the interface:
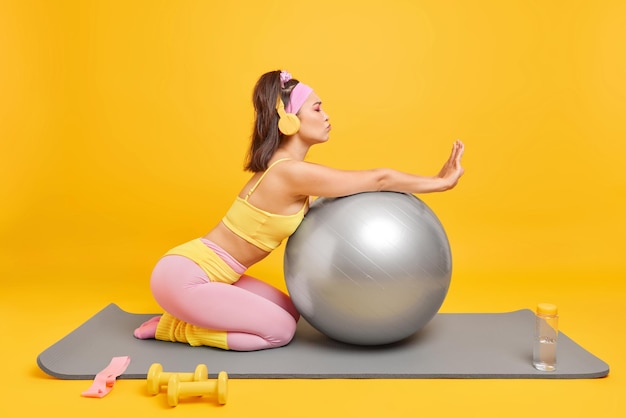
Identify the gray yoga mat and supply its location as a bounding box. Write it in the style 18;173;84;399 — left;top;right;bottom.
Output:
37;303;609;379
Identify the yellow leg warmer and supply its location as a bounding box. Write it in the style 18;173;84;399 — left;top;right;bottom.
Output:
155;312;229;350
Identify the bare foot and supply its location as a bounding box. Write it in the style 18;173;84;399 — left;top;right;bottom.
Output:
133;315;161;339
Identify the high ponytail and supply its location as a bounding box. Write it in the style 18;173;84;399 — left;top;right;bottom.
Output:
244;70;299;172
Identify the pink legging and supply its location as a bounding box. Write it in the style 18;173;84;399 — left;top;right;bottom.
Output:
150;253;300;351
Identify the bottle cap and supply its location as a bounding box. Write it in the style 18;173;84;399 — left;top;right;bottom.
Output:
537;303;558;315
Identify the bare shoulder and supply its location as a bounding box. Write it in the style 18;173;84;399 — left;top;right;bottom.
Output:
276;159;343;183
274;159;381;198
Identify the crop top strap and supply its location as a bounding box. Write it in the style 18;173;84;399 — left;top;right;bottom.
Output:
245;158;292;201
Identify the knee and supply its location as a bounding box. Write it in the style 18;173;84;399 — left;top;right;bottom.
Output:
267;317;297;348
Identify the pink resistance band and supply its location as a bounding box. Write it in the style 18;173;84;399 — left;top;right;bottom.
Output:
81;356;131;398
285;83;313;114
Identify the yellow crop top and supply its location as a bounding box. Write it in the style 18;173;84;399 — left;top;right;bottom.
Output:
221;159;307;252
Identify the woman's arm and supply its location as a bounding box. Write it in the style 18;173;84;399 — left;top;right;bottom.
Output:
285;140;465;198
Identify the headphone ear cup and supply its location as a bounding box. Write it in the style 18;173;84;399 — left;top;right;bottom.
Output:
278;113;300;136
276;95;300;136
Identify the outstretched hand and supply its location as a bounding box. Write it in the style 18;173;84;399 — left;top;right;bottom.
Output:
437;139;465;190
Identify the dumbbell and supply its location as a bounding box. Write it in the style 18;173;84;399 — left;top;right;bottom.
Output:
146;363;208;395
167;370;228;406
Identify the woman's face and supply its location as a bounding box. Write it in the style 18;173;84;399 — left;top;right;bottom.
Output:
296;92;331;143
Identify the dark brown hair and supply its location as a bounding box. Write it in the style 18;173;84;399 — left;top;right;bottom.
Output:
244;70;299;172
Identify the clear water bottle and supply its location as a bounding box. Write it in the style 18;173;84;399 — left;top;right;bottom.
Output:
533;303;558;371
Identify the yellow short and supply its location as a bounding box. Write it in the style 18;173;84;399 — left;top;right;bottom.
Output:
164;238;241;284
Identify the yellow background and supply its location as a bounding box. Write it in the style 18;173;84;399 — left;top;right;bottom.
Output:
1;0;625;416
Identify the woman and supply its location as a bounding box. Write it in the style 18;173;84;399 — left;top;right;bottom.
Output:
134;70;465;351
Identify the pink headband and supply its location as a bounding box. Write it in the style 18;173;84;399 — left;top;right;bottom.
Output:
280;71;313;114
285;83;313;114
